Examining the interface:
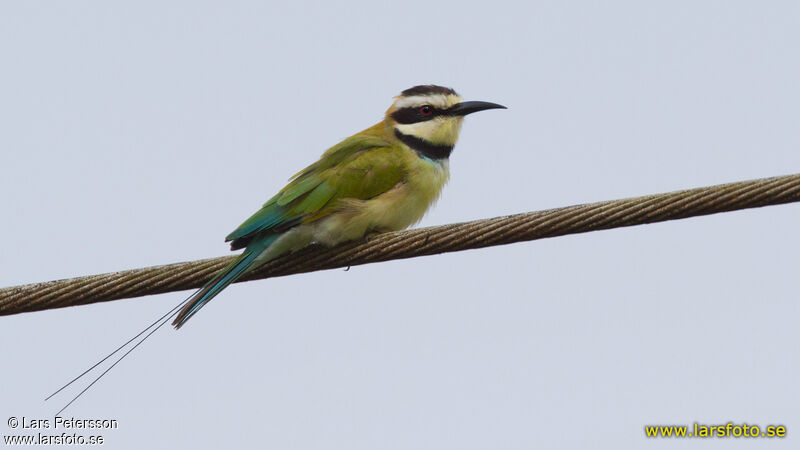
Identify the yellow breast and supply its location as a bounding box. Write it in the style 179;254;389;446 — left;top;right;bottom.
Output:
367;155;450;232
311;149;449;246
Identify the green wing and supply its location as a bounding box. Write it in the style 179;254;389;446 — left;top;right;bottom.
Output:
226;133;406;250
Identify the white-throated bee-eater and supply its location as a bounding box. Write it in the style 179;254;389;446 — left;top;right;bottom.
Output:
172;85;505;328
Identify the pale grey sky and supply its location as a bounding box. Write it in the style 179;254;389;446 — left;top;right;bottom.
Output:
2;1;799;449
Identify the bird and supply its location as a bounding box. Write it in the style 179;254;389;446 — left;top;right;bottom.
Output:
46;85;504;415
171;85;505;328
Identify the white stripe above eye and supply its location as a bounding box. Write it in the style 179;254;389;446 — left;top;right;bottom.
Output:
394;94;460;110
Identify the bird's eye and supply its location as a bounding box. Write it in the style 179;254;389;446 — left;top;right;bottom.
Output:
419;105;433;116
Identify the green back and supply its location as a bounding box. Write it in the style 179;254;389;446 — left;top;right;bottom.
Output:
225;131;407;248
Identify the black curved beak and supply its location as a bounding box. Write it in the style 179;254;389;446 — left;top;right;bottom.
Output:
448;101;507;116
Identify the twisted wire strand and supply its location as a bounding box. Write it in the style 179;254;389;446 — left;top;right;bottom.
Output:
2;173;799;316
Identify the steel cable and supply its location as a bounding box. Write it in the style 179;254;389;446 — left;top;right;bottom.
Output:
2;173;799;316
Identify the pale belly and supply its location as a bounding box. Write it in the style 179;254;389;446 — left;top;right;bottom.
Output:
252;157;449;266
312;158;450;246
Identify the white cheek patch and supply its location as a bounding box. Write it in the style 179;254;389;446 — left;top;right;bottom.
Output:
395;120;443;141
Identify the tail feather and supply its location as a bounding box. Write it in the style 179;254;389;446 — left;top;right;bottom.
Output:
172;237;275;329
